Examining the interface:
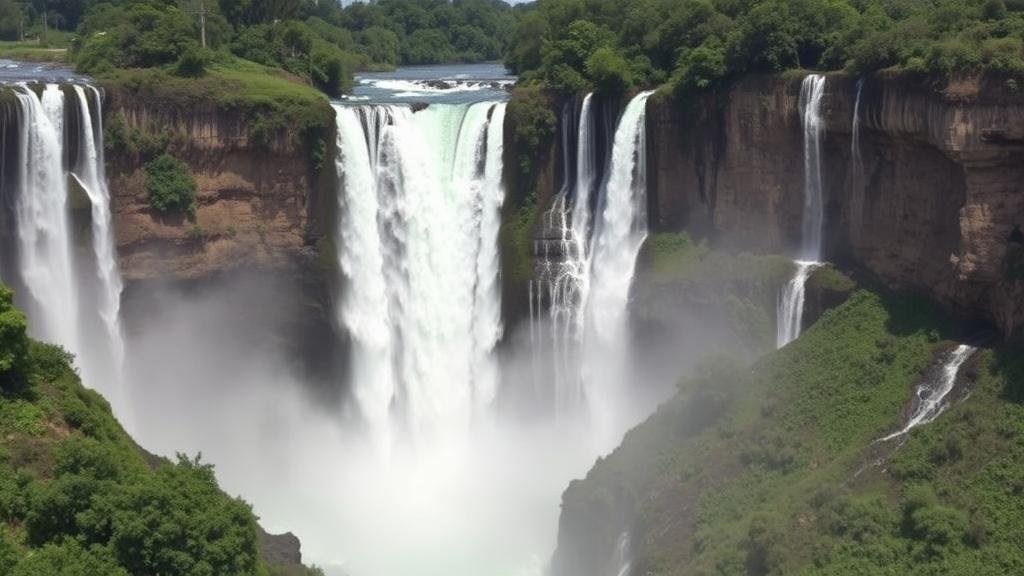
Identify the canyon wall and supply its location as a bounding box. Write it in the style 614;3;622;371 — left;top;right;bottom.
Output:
102;87;337;283
100;87;341;384
646;73;1024;336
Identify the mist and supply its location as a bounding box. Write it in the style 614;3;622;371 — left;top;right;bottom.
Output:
117;268;700;576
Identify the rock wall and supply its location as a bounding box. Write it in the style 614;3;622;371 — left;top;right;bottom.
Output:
647;73;1024;336
102;87;337;282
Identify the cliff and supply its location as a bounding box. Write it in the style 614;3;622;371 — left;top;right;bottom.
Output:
101;84;337;283
646;73;1024;336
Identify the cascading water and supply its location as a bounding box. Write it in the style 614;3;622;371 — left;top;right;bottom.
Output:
11;84;81;356
334;100;507;447
798;74;826;261
532;93;596;412
776;261;818;348
529;90;654;420
612;531;632;576
777;75;826;348
70;84;126;405
879;344;976;442
850;78;865;245
2;82;125;409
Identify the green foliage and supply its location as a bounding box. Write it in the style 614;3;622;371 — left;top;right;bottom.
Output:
637;232;794;353
560;288;991;575
506;84;557;177
144;154;197;216
510;0;1024;94
0;281;296;575
339;0;517;66
76;2;201;74
0;286;29;392
175;45;210;78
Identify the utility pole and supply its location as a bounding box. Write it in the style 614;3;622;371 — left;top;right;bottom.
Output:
185;0;211;48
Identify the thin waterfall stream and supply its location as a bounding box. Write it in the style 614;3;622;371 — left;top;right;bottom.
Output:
777;74;826;348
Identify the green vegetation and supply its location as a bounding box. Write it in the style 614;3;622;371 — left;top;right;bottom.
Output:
145;153;197;217
0;284;318;575
505;84;557;177
499;201;538;290
338;0;517;66
508;0;1024;94
557;286;1024;575
636;232;795;353
1;0;521;101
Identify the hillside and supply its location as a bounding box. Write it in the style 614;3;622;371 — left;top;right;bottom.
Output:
553;286;1024;576
0;284;319;576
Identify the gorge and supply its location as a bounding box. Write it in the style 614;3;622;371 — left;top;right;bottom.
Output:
0;60;1022;576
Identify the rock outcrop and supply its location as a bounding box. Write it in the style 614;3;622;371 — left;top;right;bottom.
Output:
102;87;336;282
646;73;1024;336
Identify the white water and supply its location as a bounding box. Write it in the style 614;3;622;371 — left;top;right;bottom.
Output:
12;84;81;358
612;531;632;576
530;90;654;426
532;93;595;412
3;82;125;411
850;79;865;244
778;75;827;348
334;101;506;448
798;74;826;261
879;344;976;442
70;84;126;408
776;261;818;348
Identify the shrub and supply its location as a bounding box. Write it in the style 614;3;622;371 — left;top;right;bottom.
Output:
585;46;634;92
175;46;209;78
506;85;557;176
144;154;197;217
0;286;29;392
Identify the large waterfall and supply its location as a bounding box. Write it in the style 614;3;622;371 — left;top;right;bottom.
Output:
531;90;654;417
333;101;507;447
777;75;826;348
2;82;125;407
70;85;126;402
11;84;81;357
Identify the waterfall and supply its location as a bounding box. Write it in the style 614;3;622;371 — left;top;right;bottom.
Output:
12;84;81;358
333;101;507;447
587;91;654;344
776;261;818;348
798;74;826;261
879;344;976;442
778;75;827;348
1;82;126;409
530;90;653;416
850;79;865;244
70;85;126;403
612;531;631;576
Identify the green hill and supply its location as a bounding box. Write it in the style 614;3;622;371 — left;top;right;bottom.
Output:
0;284;318;576
558;288;1024;575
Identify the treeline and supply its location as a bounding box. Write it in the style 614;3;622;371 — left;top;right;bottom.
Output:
0;0;519;97
507;0;1024;93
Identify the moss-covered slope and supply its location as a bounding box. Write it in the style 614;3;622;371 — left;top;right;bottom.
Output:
556;288;1023;576
0;285;319;576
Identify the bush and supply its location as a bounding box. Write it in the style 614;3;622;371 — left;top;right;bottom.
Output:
144;154;197;217
175;46;209;78
585;47;634;92
0;286;29;393
506;85;557;177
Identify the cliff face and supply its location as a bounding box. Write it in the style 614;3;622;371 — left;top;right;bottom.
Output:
102;87;337;282
647;73;1024;336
